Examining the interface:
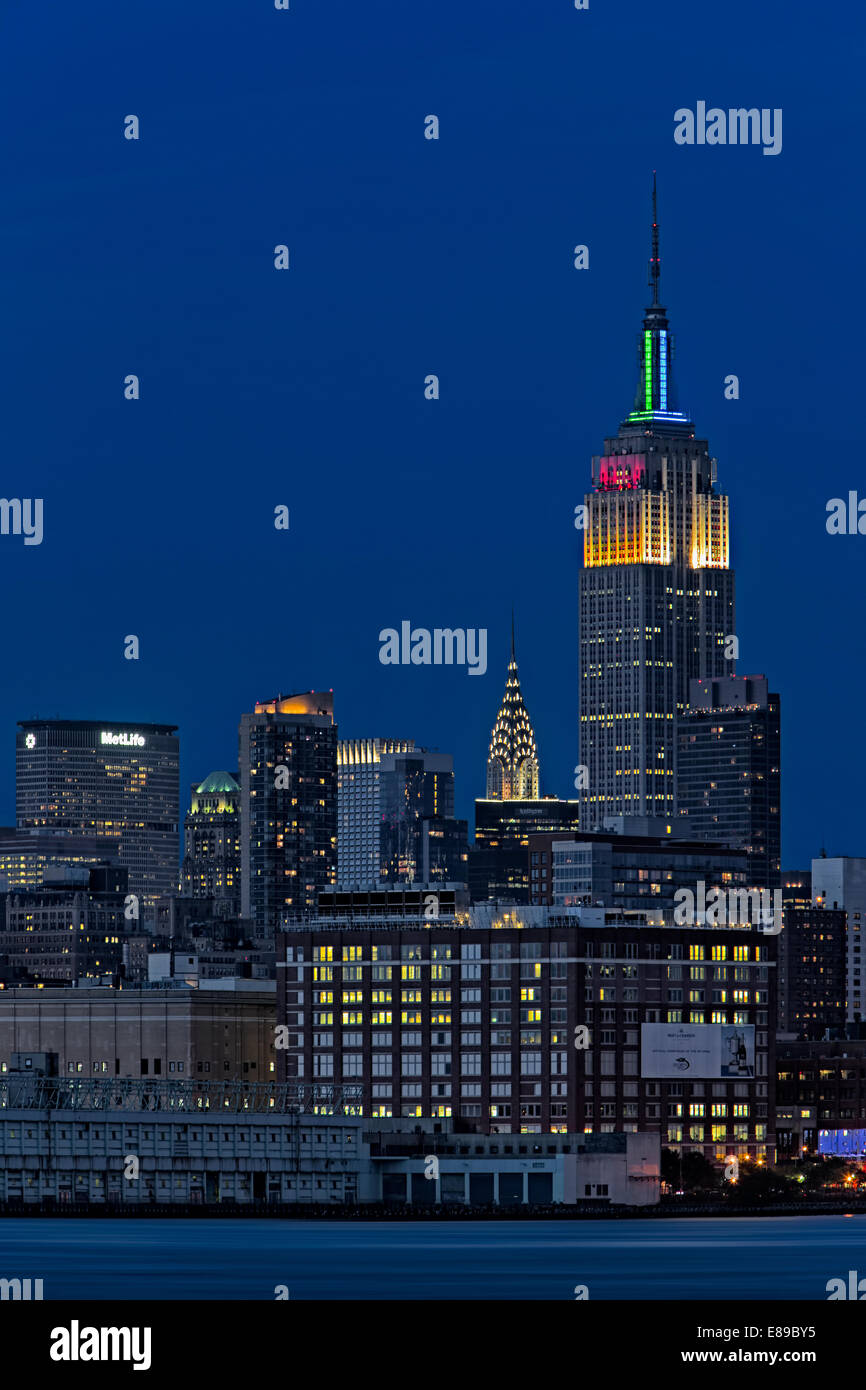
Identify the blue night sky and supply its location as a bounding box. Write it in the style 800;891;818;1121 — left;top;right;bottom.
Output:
0;0;857;867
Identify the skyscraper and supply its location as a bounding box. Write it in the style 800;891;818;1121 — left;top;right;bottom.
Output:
677;675;781;889
578;181;735;829
16;719;179;906
239;692;337;925
337;739;462;886
180;771;241;906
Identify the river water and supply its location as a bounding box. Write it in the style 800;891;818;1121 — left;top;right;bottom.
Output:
1;1214;864;1299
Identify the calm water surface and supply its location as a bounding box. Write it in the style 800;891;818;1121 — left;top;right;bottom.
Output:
1;1215;863;1299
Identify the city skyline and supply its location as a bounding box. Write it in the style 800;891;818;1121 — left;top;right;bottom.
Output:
3;0;866;1329
2;2;857;874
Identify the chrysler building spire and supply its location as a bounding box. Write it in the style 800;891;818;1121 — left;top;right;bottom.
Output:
486;626;540;800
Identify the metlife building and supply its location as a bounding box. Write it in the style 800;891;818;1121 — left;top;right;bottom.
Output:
16;719;179;907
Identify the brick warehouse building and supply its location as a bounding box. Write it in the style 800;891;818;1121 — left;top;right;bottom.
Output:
277;905;776;1165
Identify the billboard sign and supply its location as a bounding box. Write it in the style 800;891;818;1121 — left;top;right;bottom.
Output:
641;1023;755;1079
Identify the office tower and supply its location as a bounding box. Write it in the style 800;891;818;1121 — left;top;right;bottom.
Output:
278;904;774;1163
578;181;734;828
337;740;463;886
811;856;866;1023
239;692;337;925
0;864;128;984
180;771;241;906
337;739;412;883
486;626;540;800
677;675;781;888
16;719;179;907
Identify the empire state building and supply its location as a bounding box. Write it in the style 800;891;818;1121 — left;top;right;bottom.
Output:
578;180;734;828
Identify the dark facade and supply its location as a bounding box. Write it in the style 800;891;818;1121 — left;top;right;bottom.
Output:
527;833;579;906
777;903;846;1038
0;828;121;892
16;719;179;907
0;864;128;983
547;826;751;917
677;675;781;889
776;1039;866;1156
154;894;257;940
471;798;580;903
317;884;469;919
277;907;774;1164
239;693;337;926
411;816;469;886
782;869;812;911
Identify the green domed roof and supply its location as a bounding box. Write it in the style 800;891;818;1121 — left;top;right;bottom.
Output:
196;771;240;796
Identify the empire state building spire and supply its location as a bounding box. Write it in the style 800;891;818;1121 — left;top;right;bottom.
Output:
626;174;688;428
486;626;540;800
648;170;662;311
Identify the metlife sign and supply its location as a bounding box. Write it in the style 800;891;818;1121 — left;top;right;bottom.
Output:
100;731;146;748
641;1023;755;1079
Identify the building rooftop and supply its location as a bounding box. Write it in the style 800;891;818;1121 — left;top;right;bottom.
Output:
17;719;178;734
196;771;239;796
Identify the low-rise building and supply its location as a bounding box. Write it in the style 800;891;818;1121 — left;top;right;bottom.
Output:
277;902;775;1165
776;1037;866;1156
0;865;128;984
0;1072;659;1207
0;982;276;1082
371;1127;660;1206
